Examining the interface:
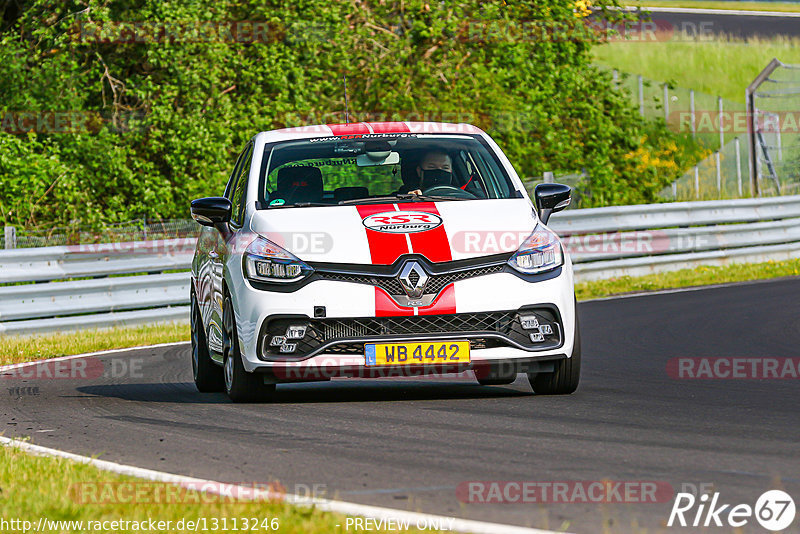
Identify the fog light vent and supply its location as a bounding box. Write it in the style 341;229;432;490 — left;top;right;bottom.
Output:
286;325;307;339
519;315;539;330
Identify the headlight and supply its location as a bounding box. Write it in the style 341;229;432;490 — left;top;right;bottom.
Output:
244;236;313;283
508;224;564;274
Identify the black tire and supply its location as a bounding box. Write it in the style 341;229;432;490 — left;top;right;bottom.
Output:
528;312;581;395
222;293;276;403
191;292;224;392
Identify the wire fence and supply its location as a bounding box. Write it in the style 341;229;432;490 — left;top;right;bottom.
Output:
748;59;800;197
537;66;800;202
612;69;757;201
524;68;750;203
667;134;753;201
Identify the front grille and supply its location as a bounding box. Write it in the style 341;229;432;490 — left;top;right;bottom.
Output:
425;264;504;294
316;312;517;338
317;272;404;294
316;264;504;296
259;308;562;360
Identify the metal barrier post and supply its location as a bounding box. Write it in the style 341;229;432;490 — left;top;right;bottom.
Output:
746;58;782;197
4;226;16;249
735;137;743;196
638;75;644;116
694;166;700;199
718;96;724;149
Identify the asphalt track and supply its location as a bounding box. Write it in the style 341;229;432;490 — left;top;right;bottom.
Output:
3;278;799;533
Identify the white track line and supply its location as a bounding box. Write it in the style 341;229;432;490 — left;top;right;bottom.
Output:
0;436;562;534
626;6;800;17
0;341;189;373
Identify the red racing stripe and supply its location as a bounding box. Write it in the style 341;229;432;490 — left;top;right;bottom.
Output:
375;287;415;317
396;202;452;263
355;204;410;265
328;123;371;135
418;284;456;315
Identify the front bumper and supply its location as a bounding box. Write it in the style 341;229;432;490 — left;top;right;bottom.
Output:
255;354;566;383
227;258;577;374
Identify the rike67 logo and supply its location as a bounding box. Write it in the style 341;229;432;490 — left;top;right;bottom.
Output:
668;490;796;531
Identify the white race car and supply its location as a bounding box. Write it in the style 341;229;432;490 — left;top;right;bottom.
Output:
190;122;579;402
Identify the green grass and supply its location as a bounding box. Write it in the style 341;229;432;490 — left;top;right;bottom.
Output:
593;34;800;101
576;257;800;300
0;322;188;366
0;444;425;534
625;0;800;12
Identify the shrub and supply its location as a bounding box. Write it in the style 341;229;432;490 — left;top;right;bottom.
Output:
0;0;705;228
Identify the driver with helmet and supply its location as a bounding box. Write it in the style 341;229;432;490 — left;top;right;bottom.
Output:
399;150;453;195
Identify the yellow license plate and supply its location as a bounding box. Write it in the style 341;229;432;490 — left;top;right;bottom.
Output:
364;341;470;366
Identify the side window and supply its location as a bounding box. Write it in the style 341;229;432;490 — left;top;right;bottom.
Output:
230;144;253;227
224;145;248;199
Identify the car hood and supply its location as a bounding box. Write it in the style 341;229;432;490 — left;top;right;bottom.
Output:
249;198;538;265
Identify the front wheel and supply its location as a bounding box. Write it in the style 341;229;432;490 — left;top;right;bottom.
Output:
222;294;276;403
528;312;581;395
191;292;224;392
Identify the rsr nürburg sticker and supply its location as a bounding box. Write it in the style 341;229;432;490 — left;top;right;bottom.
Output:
361;210;443;234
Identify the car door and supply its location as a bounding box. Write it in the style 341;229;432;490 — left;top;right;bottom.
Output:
206;142;252;354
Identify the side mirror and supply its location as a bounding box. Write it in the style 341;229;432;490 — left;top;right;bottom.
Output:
534;183;571;225
191;197;232;228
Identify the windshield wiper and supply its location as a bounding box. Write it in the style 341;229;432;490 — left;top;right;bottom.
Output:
338;194;468;205
411;195;470;202
338;195;410;205
268;202;333;208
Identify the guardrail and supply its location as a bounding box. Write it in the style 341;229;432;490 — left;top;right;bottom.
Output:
0;238;194;335
548;195;800;280
1;196;799;335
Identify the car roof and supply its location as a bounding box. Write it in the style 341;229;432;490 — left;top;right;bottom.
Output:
253;122;487;145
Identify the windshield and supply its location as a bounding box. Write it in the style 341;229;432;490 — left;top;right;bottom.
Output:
259;134;518;207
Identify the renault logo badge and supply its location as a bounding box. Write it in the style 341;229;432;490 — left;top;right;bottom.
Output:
398;261;429;299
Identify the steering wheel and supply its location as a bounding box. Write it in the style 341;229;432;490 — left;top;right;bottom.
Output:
422;185;478;199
